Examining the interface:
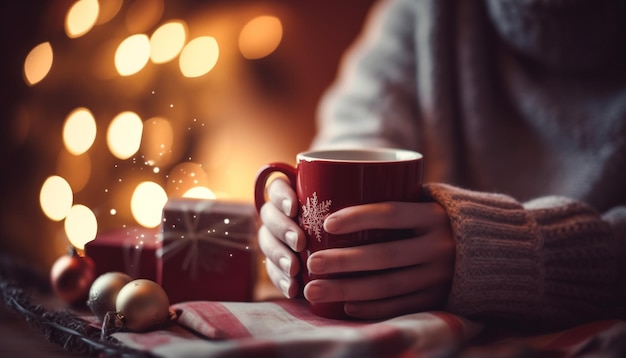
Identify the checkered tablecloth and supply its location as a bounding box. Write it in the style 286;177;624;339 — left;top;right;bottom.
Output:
111;299;626;357
113;299;480;357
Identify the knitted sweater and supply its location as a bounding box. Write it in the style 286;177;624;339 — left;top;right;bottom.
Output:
311;0;626;327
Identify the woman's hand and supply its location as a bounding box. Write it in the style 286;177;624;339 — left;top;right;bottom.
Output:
258;177;456;320
303;201;455;320
258;177;307;298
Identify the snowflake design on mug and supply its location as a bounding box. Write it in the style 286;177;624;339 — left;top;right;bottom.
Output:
300;192;332;242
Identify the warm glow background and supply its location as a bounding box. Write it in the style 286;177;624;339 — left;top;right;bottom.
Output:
0;0;376;273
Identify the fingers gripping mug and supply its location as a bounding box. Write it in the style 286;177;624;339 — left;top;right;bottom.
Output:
254;148;423;319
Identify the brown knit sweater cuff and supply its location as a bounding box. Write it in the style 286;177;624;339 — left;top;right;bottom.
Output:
423;183;617;326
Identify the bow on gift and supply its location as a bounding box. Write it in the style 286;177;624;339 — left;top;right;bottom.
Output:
157;200;252;279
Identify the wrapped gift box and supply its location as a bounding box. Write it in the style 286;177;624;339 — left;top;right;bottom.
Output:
84;226;160;281
157;198;258;304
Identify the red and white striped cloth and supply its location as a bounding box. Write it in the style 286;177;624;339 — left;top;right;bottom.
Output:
112;299;626;357
114;299;481;357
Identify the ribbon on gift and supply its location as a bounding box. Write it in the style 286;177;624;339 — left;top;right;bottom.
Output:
157;200;253;279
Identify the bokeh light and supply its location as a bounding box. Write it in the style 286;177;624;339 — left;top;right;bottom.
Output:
107;111;144;160
131;181;168;228
65;0;100;39
64;204;98;250
115;34;151;76
141;117;174;167
40;176;73;221
150;20;187;64
63;107;97;155
239;15;283;60
182;187;216;199
24;42;53;86
179;36;219;78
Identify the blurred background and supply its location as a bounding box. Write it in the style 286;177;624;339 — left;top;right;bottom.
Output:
0;0;377;275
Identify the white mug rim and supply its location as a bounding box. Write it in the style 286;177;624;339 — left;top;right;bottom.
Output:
297;148;422;163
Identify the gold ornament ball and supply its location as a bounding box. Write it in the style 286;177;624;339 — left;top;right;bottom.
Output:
115;279;173;332
87;272;133;321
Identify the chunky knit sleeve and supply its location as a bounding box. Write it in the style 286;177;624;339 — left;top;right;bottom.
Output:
423;183;624;328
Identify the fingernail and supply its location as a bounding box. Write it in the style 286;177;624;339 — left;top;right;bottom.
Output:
278;257;291;275
308;256;325;274
278;279;290;298
324;216;338;232
305;282;324;302
285;231;298;250
282;199;292;215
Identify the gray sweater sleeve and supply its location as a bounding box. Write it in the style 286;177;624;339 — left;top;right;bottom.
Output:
424;183;625;327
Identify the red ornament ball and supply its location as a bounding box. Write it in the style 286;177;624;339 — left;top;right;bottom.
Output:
50;247;96;306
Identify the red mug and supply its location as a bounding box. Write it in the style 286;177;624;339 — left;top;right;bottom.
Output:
254;148;423;319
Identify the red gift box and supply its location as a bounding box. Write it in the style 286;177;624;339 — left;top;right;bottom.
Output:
157;198;258;304
84;226;160;281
